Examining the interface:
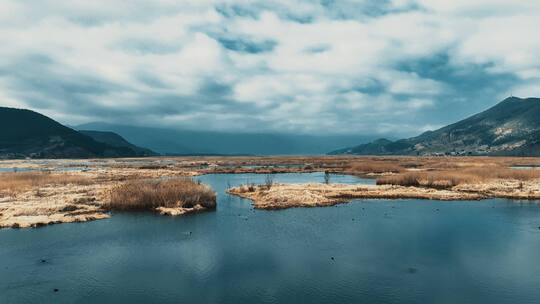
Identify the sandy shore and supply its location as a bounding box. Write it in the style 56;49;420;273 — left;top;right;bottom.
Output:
227;180;540;210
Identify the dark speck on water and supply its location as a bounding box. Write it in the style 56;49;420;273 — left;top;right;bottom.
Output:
1;173;540;304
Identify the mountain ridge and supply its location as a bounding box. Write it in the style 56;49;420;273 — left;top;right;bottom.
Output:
79;130;158;157
76;122;378;155
0;107;147;159
330;97;540;156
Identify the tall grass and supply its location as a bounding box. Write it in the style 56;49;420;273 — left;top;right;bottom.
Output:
0;172;91;196
377;167;540;189
349;161;404;174
106;178;216;212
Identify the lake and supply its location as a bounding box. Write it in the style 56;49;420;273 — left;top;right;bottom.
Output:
1;172;540;304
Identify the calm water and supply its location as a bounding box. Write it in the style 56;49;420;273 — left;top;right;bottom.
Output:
510;166;540;170
0;167;36;173
1;173;540;304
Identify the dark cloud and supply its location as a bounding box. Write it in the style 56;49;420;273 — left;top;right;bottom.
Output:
198;80;232;97
0;53;125;117
218;38;277;53
395;52;520;125
0;54;119;104
215;2;315;23
320;0;422;18
349;79;387;95
134;71;170;89
214;0;421;23
215;4;260;19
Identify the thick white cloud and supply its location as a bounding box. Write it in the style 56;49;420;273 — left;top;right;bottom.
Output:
0;0;539;136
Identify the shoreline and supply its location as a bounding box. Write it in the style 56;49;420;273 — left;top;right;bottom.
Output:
2;155;540;228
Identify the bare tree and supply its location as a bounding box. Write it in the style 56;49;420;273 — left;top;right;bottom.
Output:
265;174;274;190
324;171;331;184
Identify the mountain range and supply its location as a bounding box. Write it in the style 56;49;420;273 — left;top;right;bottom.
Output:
75;122;375;155
330;97;540;156
3;96;540;159
79;130;157;157
0;107;156;159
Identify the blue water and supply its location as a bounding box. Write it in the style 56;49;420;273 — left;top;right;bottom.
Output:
54;167;87;171
240;164;305;169
1;173;540;304
511;166;540;170
0;167;36;173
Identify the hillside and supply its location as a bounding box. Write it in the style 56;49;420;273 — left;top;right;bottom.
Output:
79;130;158;157
76;122;377;155
331;97;540;156
0;107;141;159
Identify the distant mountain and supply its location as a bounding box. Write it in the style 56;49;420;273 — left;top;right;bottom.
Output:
79;130;158;157
330;97;540;156
0;107;142;159
76;122;377;155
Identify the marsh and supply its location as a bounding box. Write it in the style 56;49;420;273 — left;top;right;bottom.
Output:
1;172;540;303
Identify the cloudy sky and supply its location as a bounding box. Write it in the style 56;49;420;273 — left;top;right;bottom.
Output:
1;0;540;137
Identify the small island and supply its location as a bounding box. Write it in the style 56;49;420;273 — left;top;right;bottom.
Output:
227;157;540;209
0;167;216;228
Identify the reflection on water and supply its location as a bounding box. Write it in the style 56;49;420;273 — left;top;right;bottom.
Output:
1;173;540;304
511;166;540;170
0;167;36;173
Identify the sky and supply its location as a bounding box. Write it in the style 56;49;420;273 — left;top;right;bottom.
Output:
1;0;540;137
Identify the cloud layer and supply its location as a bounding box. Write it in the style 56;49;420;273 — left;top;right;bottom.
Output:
1;0;539;136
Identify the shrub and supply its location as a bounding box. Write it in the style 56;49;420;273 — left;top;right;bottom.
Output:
264;174;274;190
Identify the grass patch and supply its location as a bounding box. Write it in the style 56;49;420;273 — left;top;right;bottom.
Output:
349;160;405;174
0;172;91;196
106;178;216;212
376;167;540;189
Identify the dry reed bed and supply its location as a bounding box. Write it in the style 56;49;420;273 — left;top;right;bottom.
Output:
227;178;540;210
0;172;94;197
5;155;539;177
106;178;216;215
226;183;487;210
2;155;540;227
376;167;540;188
